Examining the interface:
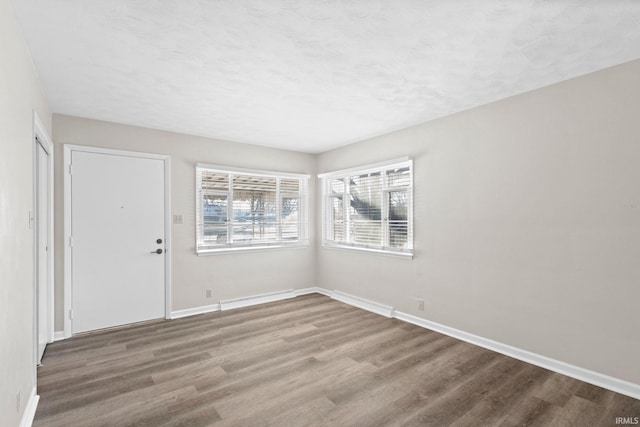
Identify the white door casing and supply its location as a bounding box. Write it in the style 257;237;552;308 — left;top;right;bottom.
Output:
36;140;49;362
64;146;171;335
34;111;54;365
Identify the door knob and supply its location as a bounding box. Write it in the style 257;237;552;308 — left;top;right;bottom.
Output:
150;249;163;254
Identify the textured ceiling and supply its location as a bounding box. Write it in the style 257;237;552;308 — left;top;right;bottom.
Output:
11;0;640;153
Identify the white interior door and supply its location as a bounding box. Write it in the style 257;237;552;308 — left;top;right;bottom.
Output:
36;140;49;363
71;150;166;333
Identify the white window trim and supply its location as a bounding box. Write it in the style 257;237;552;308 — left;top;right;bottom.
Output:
321;242;414;259
319;157;414;258
196;164;310;255
317;156;411;179
197;163;309;179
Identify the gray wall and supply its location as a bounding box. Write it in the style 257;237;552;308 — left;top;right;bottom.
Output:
0;0;52;425
52;115;317;329
316;59;640;385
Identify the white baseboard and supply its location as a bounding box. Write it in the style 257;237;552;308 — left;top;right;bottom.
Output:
331;290;394;318
294;286;333;297
166;287;384;318
170;303;221;319
393;311;640;400
53;331;66;341
220;289;296;311
171;288;311;319
19;386;39;427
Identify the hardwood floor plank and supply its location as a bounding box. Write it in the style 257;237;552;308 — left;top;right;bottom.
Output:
462;362;552;425
212;357;359;419
402;357;524;426
497;396;557;426
269;397;336;427
34;294;639;426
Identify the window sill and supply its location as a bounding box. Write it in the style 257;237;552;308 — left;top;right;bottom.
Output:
197;242;309;256
321;243;413;259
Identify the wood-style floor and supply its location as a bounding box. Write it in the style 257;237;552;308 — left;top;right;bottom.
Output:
35;294;639;426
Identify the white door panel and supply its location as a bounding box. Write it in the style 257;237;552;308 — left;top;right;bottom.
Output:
71;151;165;333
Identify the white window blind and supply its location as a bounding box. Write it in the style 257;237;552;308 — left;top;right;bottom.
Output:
196;164;309;254
320;158;413;256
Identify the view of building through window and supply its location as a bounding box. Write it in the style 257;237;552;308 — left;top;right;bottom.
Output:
196;166;308;253
321;159;413;255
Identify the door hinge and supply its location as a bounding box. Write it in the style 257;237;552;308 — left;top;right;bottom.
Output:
68;236;73;247
68;164;73;175
69;309;73;320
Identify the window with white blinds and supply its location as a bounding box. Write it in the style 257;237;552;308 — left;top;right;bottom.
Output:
196;164;309;254
319;158;413;256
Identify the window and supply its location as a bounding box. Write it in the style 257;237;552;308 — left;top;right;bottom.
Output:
196;164;309;254
320;158;413;257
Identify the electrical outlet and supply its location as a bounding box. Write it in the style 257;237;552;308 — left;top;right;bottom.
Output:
206;289;212;298
417;299;425;311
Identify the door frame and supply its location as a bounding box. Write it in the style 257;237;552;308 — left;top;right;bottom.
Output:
33;112;54;363
63;144;172;338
